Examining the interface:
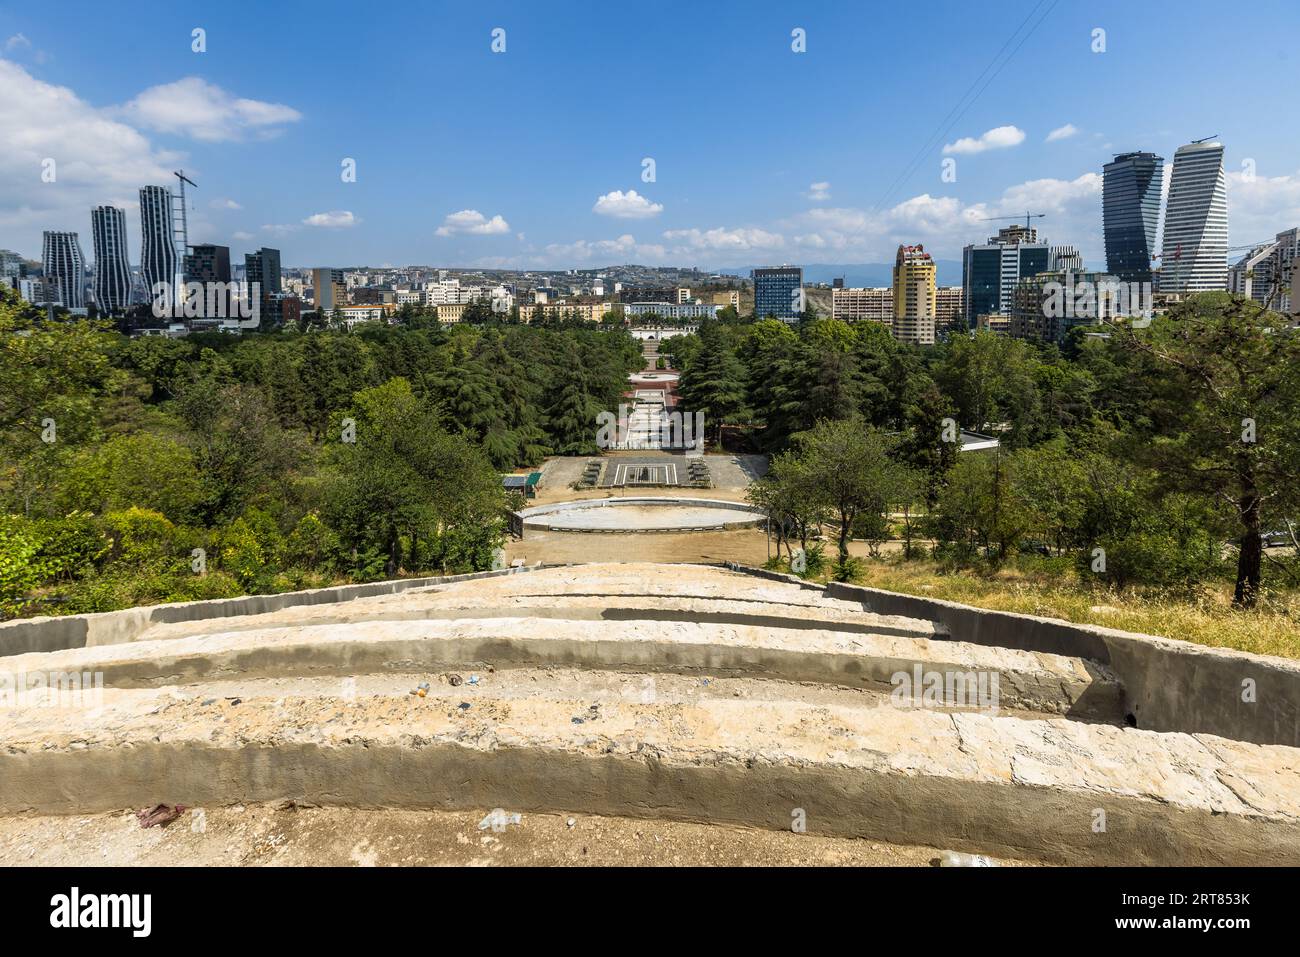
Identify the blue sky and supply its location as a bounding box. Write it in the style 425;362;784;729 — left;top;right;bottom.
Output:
3;0;1299;269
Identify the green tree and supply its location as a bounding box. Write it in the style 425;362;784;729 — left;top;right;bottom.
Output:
676;324;748;445
1116;294;1300;606
324;378;505;577
786;418;898;576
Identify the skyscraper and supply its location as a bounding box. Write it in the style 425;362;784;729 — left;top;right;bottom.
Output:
139;185;177;298
185;243;232;284
1103;151;1164;285
244;247;282;297
891;244;936;345
752;266;803;321
245;247;283;326
1159;140;1228;293
1226;227;1300;312
90;206;132;314
0;249;23;280
185;243;233;320
41;231;86;309
312;267;347;312
961;226;1082;329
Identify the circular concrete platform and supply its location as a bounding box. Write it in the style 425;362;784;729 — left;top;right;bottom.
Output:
518;497;765;532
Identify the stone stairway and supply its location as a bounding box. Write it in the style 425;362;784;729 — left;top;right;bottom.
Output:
1;563;1297;864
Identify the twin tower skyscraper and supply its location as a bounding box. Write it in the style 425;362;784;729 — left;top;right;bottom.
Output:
95;185;177;311
1102;140;1228;292
43;185;179;313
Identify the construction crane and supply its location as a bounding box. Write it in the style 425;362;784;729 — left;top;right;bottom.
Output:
172;170;197;267
1191;134;1219;145
1153;240;1273;261
979;211;1046;230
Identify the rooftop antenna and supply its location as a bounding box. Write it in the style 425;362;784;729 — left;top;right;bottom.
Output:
1191;134;1219;144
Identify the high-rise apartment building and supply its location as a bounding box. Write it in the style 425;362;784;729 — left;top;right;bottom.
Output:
1103;152;1164;285
891;245;937;345
1273;227;1300;315
90;206;133;314
1010;270;1127;343
138;185;177;297
1229;243;1279;306
752;266;803;321
41;231;86;309
0;249;23;280
244;247;282;297
1227;227;1300;312
1158;140;1228;293
312;267;347;312
935;286;966;337
245;247;282;325
184;243;234;320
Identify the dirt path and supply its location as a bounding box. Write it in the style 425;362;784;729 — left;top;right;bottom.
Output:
0;804;1032;867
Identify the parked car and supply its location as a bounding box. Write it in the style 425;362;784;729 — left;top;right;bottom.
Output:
1019;539;1052;557
1261;527;1296;549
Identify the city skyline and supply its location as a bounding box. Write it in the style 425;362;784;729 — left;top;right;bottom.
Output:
3;0;1300;271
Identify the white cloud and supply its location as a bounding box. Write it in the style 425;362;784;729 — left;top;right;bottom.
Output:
761;172;1105;264
999;172;1101;212
0;58;179;252
4;34;47;64
942;125;1026;155
211;197;242;210
662;226;785;251
537;233;666;265
435;209;511;236
1225;168;1300;245
1046;124;1079;142
806;181;831;202
592;189;663;219
232;230;255;241
116;77;301;142
260;223;300;236
302;210;358;228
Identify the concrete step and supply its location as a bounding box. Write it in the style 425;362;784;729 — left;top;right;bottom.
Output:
1;671;1295;865
5;615;1121;718
131;594;945;645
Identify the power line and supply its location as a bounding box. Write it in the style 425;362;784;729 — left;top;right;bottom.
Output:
871;0;1060;214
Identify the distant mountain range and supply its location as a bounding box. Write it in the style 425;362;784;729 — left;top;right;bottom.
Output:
713;261;964;288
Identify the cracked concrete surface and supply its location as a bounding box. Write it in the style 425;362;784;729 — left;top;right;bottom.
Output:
1;563;1297;865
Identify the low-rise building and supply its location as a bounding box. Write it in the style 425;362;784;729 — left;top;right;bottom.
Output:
711;290;741;311
621;302;720;321
831;286;892;324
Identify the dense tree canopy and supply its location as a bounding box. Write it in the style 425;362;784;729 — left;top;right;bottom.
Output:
4;285;1300;615
0;288;640;616
671;297;1300;606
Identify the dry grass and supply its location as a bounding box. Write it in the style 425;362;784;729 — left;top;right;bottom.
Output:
835;559;1300;661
